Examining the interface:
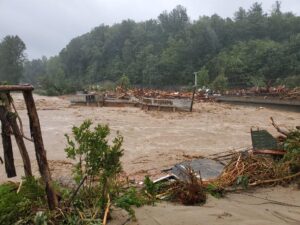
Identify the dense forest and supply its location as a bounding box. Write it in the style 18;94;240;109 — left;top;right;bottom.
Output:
1;2;300;95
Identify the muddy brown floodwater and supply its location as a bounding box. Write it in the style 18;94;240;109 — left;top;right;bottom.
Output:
1;93;300;225
0;93;299;183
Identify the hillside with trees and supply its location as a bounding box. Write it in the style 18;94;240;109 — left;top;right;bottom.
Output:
2;2;300;94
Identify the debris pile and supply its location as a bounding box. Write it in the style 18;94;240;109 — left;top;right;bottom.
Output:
145;118;300;205
159;167;207;205
214;153;291;188
224;86;300;100
129;88;214;103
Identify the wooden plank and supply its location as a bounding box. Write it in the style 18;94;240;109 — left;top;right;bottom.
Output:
0;106;16;177
0;85;34;92
23;90;58;210
253;149;286;155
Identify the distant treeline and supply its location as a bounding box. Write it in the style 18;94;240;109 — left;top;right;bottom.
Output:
2;2;300;95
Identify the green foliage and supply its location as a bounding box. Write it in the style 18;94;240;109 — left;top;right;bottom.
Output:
211;70;228;91
0;177;47;224
143;176;157;197
284;130;300;155
282;130;300;173
249;75;266;87
65;120;123;181
206;184;224;198
23;3;300;91
0;35;26;84
117;74;131;90
34;212;48;225
282;75;300;88
235;175;249;189
197;66;209;88
115;188;146;216
65;120;124;210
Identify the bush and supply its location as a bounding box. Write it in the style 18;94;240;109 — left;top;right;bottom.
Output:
117;74;131;90
65;120;124;210
115;187;146;216
0;177;47;224
283;75;300;88
282;130;300;173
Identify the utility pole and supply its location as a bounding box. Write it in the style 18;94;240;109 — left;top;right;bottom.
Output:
194;72;198;87
190;72;198;112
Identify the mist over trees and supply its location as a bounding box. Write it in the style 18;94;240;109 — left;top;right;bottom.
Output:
7;2;300;94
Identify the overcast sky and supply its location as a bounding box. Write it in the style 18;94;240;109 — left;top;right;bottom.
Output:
0;0;299;60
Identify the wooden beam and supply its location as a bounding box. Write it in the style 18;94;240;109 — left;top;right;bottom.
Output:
253;149;286;155
0;85;34;92
23;90;58;210
0;106;16;178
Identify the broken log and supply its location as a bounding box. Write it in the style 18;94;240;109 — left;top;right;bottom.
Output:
23;90;58;210
249;171;300;186
270;117;289;136
252;149;286;155
0;106;16;177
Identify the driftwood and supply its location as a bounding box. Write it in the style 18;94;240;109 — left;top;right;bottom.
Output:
249;171;300;186
252;149;286;155
270;117;289;136
23;90;58;210
0;106;16;177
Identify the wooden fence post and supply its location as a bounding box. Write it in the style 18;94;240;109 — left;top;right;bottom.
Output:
0;106;16;178
23;90;58;210
7;112;32;177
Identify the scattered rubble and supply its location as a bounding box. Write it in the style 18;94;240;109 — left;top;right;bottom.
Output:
142;117;300;205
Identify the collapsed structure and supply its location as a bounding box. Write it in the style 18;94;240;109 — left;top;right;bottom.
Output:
70;89;196;112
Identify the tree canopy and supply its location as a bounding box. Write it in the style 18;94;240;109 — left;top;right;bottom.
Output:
20;2;300;93
0;35;26;84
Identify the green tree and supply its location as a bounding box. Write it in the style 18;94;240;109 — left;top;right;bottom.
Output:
39;56;72;95
117;74;131;90
197;66;209;87
0;35;26;84
23;56;47;86
22;3;300;92
212;69;228;92
249;75;266;87
158;5;189;36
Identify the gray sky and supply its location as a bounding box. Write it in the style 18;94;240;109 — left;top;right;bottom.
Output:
1;0;299;60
